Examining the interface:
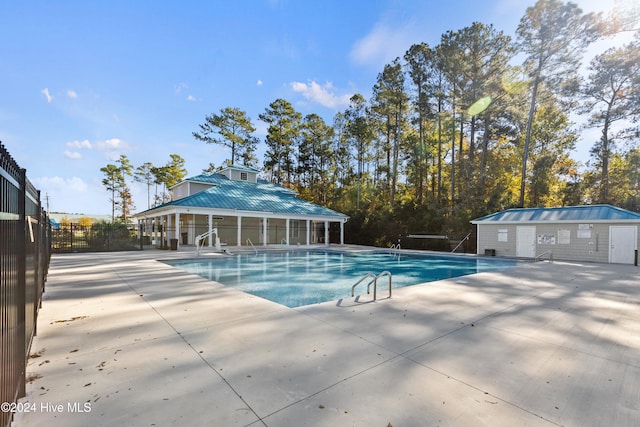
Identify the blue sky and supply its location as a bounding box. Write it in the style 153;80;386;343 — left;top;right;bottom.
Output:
0;0;631;215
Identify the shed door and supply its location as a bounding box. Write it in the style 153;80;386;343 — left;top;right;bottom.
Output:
516;226;536;258
609;226;637;264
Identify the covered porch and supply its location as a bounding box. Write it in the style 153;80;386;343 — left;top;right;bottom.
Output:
134;207;347;249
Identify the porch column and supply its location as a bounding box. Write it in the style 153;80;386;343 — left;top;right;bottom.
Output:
324;221;329;246
175;212;181;248
237;216;242;246
306;219;310;245
285;218;290;245
340;221;344;245
263;216;268;246
161;215;165;248
208;214;213;247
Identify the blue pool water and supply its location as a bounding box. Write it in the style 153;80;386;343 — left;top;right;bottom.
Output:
163;250;520;308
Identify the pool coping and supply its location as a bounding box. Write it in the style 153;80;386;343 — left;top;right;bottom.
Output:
160;246;523;309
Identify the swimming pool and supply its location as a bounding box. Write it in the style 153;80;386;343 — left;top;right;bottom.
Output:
164;250;520;308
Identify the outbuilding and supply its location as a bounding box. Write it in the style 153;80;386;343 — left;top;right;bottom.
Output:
471;204;640;264
132;164;349;250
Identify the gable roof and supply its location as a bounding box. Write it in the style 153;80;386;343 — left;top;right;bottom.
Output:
137;173;347;219
471;205;640;224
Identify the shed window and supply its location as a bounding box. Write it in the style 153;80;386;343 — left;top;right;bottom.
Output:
240;172;248;181
498;229;508;242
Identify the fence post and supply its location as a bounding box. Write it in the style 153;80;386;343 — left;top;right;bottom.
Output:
17;168;27;398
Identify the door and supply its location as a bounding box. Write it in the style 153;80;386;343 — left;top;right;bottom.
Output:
516;226;536;258
610;226;637;264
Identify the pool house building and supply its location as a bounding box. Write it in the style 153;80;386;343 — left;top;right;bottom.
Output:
471;204;640;264
132;165;349;249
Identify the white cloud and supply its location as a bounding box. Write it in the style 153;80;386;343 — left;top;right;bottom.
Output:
95;138;130;160
61;138;129;160
66;139;92;149
32;176;88;193
186;95;196;102
41;88;53;103
290;80;352;109
175;82;189;94
350;21;417;68
257;79;263;86
64;150;83;159
67;89;78;99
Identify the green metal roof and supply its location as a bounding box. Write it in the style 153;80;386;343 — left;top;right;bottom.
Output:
139;174;347;219
471;205;640;223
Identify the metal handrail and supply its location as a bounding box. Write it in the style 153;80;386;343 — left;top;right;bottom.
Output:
246;238;257;255
351;272;377;297
351;271;393;301
389;243;401;257
371;271;392;301
451;232;472;253
535;250;553;263
196;227;220;256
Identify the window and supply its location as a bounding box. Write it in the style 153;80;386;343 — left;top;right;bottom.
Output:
240;172;248;181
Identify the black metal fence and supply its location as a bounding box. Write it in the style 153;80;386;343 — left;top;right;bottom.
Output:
51;222;139;253
1;142;51;427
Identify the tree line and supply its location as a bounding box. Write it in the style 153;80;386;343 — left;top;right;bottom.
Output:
103;0;640;246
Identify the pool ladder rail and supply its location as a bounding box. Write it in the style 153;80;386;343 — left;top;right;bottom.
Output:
535;250;553;263
351;271;392;301
246;238;258;255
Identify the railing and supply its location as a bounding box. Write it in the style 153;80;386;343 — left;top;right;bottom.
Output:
195;227;220;256
535;250;554;263
451;232;472;253
1;142;51;427
351;271;392;301
246;238;257;255
351;272;377;297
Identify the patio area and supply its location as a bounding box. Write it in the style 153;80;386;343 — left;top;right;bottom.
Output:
13;248;640;426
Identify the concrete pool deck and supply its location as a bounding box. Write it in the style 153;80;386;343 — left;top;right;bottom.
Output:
13;246;640;426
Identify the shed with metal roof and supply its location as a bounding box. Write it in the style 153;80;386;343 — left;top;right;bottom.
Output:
132;165;349;250
471;205;640;264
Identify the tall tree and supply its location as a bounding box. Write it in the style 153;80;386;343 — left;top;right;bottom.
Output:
100;163;120;222
150;154;187;205
438;22;514;204
193;107;258;166
579;40;640;203
515;0;599;207
116;155;134;222
404;42;435;204
259;99;301;184
332;112;354;190
298;113;334;204
527;102;578;206
370;58;408;206
134;162;155;210
344;94;373;210
164;154;187;188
